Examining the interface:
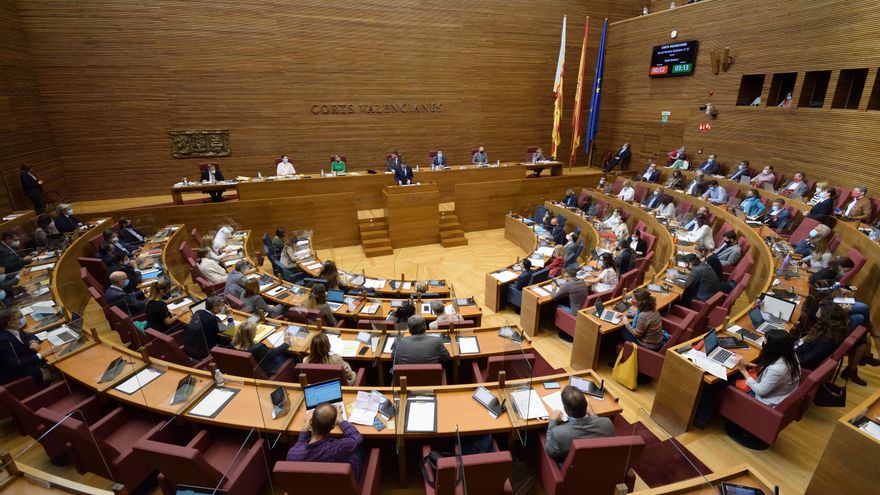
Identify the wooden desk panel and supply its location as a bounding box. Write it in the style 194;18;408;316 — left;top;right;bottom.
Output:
51;218;112;319
105;365;213;416
632;464;776;495
1;210;36;232
384;184;440;248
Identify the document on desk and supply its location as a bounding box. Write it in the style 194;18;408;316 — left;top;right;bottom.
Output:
189;387;239;418
382;337;396;354
328;334;359;358
532;286;551;298
265;331;286;348
541;391;569;421
833;297;856;305
114;367;164;395
536;246;556;257
349;390;382;426
361;303;380;315
305;262;323;271
266;286;287;297
405;396;437;432
683;349;728;380
168;298;193;312
29;263;55;273
510;388;549;420
528;257;546;268
492;270;519;283
457;336;480;354
255;325;277;343
859;421;880;441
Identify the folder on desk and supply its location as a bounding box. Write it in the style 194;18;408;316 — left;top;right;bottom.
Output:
405;395;437;433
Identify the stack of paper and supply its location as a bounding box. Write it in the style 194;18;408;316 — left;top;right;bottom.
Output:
348;391;383;426
510;388;549;420
114;368;164;394
327;334;359;357
189;388;237;417
29;263;55;273
683;349;728;380
382;337;396;354
532;287;551;298
529;257;546;268
536;246;556;257
541;391;569;421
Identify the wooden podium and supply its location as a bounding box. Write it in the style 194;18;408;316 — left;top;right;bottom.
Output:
383;183;440;248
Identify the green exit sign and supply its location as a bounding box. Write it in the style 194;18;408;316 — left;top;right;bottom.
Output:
671;63;693;74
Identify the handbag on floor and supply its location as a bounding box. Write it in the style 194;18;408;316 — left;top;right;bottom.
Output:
612;342;639;390
813;359;847;407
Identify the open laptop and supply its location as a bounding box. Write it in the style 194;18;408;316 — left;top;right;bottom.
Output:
303;379;348;420
748;307;783;334
760;294;796;323
775;254;799;278
593;300;622;324
327;289;345;304
702;329;738;368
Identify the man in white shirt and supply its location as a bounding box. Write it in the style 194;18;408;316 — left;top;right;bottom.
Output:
276;155;296;176
213;225;235;252
616;180;635;202
685;215;715;249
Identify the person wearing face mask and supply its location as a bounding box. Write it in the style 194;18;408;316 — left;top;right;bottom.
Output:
33;214;62;251
681;253;721;306
183;295;226;359
728;160;751;182
666;146;686;166
604;143;631;172
695;244;723;280
616;180;635;202
781;172;809;199
620;289;665;350
806;181;829;206
682;207;710;231
603;208;624;229
684;170;706;196
714;231;742;267
764;199;792;231
549;217;566;245
807;186;837;221
546;245;566;277
596;176;612;194
105;271;146;316
700;180;728;205
102;229;132;257
738;189;766;218
628;230;647;257
145;279;179;333
116;217;146;249
104;251;142;292
0;231;32;274
224;260;249;300
641;187;664;210
585;253;619;294
563;232;580;270
697;154;720;175
430;150;447;170
640;162;660;183
840;186;872;222
563;189;578;208
613;239;635;274
199;164;225;202
553;267;590;315
197;248;228;285
793;223;831;256
0;307;50;385
799;235;832;271
212;225;235;252
53;203;84;233
657;195;676;219
684;215;715;249
664;169;685;190
808;257;871;338
472;146;489;165
749;165;775;189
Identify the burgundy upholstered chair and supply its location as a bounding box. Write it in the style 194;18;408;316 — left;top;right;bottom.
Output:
838;247;865;285
273;447;382;495
190;227;203;245
421;445;513;495
391;364;446;386
538;434;645;495
78;257;108;286
471;353;536;383
144;329;211;369
357;319;395;330
210;346;297;382
554;289;610;338
294;363;366;386
195;275;225;296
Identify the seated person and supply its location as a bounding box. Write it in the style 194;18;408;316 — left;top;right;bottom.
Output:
0;231;32;274
580;194;597;216
97;243;115;267
682;206;710;231
640;187;664;210
639;161;659;182
595;176;612;194
514;259;535;290
117;217;146;250
0;307;49;385
53;203;84;233
795;302;847;370
330;154;346;174
764;199;792;230
279;236;299;270
749;165;776;189
430;150;448;169
806;181;829;206
105;271;146;316
550;217;566;245
102;228;132;256
739;189;766;218
612;218;629;241
793;223;831;256
696;243;723;280
621;288;665;350
604;143;631;172
532;147;547;163
224;260;248;299
656;195;676;219
681;254;721;306
799;236;832;271
287;403;363;479
276;155;296;176
428;300;464;330
583;253;619;294
728;160;751;181
395;162;415;185
665;146;686;166
145;279;178;333
664;169;685;190
684;171;706;196
616;180;635;202
386;302;416;331
714;231;742;266
781;172;809;199
628;230;647;257
472;146;489;165
311;285;337;327
562;232;580;269
700;180;728;205
668;155;690;170
271;228;286;256
320;260;344;290
544;385;614;462
212;225;235;252
563;189;578;207
33;214;62;251
199;164;225;202
242;279;284;318
697;154;720;175
391;316;451;366
303;333;356;385
553;267;590;314
386;150;402;171
232;321;291;377
104;252;142;292
807;186;837;220
684;215;715;249
613;239;635;274
197;248;228;284
841;186;872;222
603;208;625;230
547;245;566;277
733;329;800;406
183;295;225;359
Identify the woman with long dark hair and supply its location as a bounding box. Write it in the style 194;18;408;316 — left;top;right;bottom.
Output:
795;302;848;370
303;333;356;385
733;329;800;406
583;252;618;294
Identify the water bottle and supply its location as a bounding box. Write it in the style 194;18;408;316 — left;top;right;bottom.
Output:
214;368;225;386
256;170;262;180
321;169;325;177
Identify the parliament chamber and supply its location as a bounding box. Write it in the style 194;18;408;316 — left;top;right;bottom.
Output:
2;0;880;494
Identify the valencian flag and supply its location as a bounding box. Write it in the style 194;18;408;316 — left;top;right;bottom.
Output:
586;18;608;152
550;16;566;159
569;17;589;167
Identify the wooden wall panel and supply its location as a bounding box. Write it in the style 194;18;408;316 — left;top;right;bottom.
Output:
15;0;643;201
0;2;63;214
595;0;880;192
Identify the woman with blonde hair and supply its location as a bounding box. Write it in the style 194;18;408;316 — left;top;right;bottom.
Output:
546;244;566;277
199;232;222;262
303;333;356;385
232;321;290;377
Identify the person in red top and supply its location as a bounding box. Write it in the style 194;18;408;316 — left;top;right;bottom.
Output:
546;245;566;277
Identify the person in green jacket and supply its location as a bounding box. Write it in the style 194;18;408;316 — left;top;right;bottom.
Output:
330;154;346;174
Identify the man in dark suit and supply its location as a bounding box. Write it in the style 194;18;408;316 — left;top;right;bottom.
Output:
53;203;84;233
394;163;414;185
19;164;44;214
641;188;664;210
681;254;721;306
514;259;534;290
391;316;450;366
697;154;720;175
764;199;792;231
183;296;225;359
728;160;750;181
117;217;146;249
628;230;648;257
386;151;402;172
102;229;131;257
807;188;836;222
563;189;578;207
199;164;225;202
105;271;146;316
614;240;634;274
0;231;30;274
684;171;707;197
603;143;631;172
430;150;448;169
0;308;47;385
104;252;142;292
550;218;566;245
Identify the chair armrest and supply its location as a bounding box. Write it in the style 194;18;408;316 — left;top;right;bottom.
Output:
225;438;268;495
191;356;212;370
537;433;564;484
718;386;785;442
187;429;214;451
23;381;71;410
4;376;39;400
471;361;484;383
360;447;382;495
169;329;185;345
90;406;127;439
271;358;298;383
352;367;366;387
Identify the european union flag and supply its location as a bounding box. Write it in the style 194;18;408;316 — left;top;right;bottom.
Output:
585;19;608;147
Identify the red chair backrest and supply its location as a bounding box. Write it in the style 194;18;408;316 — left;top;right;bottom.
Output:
576;190;590;208
838;247;866;285
611;179;624;195
434;319;475;329
634;220;647;234
225;293;244;310
33;407;118;479
80;267;102;293
483;353;536;382
428;150;438;159
133;437;223;490
179;241;196;263
724;184;740;200
357;319;395;330
640;231;657;255
828;233;841;253
273;460;361;495
693;291;724;323
294;363;347;384
87;286;107;308
210;347;268;380
723;273;750;310
675;202;692;217
431;451;512;495
199;162;219;172
329;154;347;163
392;364;444;387
662;306;699;345
144;329;192;366
78;257;108;284
558;435;645;495
620;268;641;292
632;186;648;203
831;326;866;362
190;228;202;245
526;146;538;162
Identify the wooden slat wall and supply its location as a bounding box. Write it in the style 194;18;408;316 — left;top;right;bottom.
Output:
595;0;880;192
0;2;63;214
14;0;643;201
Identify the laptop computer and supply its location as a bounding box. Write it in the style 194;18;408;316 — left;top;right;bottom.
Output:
593;300;622;324
739;175;751;184
748;307;783;334
775;254;799;278
702;329;738;368
327;289;345;303
303;379;348;420
760;293;796;323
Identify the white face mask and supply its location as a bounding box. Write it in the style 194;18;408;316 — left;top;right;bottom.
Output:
653;191;660;196
10;240;20;247
65;208;74;215
809;229;818;238
763;169;770;174
282;158;288;163
438;153;443;157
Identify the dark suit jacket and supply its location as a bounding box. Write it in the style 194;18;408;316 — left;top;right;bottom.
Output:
248;342;290;377
699;160;720;175
20;171;42;198
184;309;222;359
808;198;834;220
563;194;578;207
614;249;633;274
551;225;567;245
431;155;447;167
0;243;26;274
104;263;141;292
54;214;84;233
684;179;706;197
683;264;722;302
105;285;145;315
514;269;534;290
391;334;450;366
200;169;225;182
386;157;402;171
118;227;146;248
641;193;662;210
609;147;631;166
395;166;414;185
640;169;660;183
705;253;723;280
630;238;648;257
765;208;792;230
0;328;43;385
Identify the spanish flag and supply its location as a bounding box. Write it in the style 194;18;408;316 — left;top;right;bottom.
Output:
569;17;589;168
550;16;566;159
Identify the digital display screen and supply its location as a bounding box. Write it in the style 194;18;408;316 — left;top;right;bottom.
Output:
649;40;698;77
